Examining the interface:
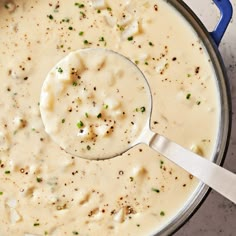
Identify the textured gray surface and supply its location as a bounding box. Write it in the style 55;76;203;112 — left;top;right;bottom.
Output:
175;1;236;235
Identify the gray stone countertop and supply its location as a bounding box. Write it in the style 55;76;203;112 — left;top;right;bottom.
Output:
175;0;236;235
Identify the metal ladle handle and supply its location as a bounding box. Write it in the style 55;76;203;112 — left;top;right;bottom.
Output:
145;130;236;204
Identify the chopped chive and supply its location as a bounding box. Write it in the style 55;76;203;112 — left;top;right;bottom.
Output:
107;7;112;11
97;9;101;13
68;26;73;30
80;11;86;17
145;61;149;65
160;211;165;216
72;231;79;235
5;170;11;174
103;104;108;109
61;119;65;124
47;14;54;20
120;26;124;31
87;145;91;151
33;223;40;227
97;113;102;118
127;36;133;41
79;31;84;36
149;42;154;46
135;60;139;65
99;36;105;42
77;121;84;128
117;24;124;31
130;177;134;182
85;112;89;118
187;73;191;77
72;82;78;86
140;106;146;113
58;67;63;73
75;3;85;8
36;177;43;183
136;224;140;227
197;101;201;105
62;18;70;23
186;93;191;100
83;40;89;44
151;188;160;193
0;192;3;195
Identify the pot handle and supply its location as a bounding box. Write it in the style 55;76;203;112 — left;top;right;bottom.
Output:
210;0;233;46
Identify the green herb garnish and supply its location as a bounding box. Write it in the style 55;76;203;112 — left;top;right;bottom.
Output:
75;3;85;8
117;24;124;31
47;14;54;20
186;93;191;100
5;170;11;174
97;113;102;118
58;67;63;73
80;11;86;17
160;211;165;216
62;18;70;23
127;36;133;41
77;121;84;128
140;107;146;113
79;31;84;36
151;188;160;193
36;177;43;183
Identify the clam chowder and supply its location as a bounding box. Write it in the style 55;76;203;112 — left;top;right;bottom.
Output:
0;0;220;235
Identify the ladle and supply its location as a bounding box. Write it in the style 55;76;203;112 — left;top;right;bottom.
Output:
40;48;236;204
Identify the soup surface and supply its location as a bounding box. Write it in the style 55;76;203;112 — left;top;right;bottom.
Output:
0;0;219;235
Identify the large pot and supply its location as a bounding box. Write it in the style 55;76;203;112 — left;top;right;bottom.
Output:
156;0;233;235
0;1;233;235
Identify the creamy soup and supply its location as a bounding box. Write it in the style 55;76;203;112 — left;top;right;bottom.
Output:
0;0;219;236
40;49;150;160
